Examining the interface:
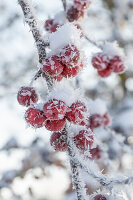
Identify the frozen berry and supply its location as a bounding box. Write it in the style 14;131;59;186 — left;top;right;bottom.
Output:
25;108;47;128
67;6;84;22
66;101;87;124
90;147;101;160
60;45;80;66
89;114;103;129
74;0;91;10
74;130;94;151
50;132;66;151
62;65;80;78
98;67;112;78
53;74;63;82
43;99;67;120
110;56;125;73
93;194;107;200
43;56;64;77
103;113;110;126
45;118;66;132
17;87;38;107
92;53;110;71
44;19;58;33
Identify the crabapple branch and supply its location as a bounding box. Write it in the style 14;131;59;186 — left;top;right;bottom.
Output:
83;35;102;49
73;144;133;189
18;0;53;90
62;0;67;11
62;127;87;200
18;0;47;63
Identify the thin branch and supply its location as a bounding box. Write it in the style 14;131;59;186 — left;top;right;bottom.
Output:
73;146;133;189
18;0;53;90
62;127;87;200
62;0;67;11
83;35;102;49
18;0;46;63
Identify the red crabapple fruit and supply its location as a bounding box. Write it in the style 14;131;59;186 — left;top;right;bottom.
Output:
67;6;84;22
25;108;47;128
89;114;103;129
62;65;80;78
89;147;101;160
98;67;112;78
74;130;94;151
110;56;125;73
43;99;67;120
103;113;110;126
43;56;64;77
45;118;66;132
60;45;80;66
44;19;58;33
50;132;66;151
53;74;63;82
92;53;110;71
17;86;38;107
93;194;107;200
74;0;91;10
66;101;87;124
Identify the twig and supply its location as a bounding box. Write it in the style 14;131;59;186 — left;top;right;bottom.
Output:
83;35;102;49
62;127;87;200
18;0;53;90
73;146;133;189
62;0;67;11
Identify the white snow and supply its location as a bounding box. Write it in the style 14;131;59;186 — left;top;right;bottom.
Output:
49;23;81;54
88;99;107;115
47;82;87;107
101;41;125;59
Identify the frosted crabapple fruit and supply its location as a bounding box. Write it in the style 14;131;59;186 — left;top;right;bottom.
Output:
50;132;66;151
74;130;94;151
53;74;63;82
89;114;103;129
67;6;84;22
45;118;66;132
92;53;110;71
98;67;112;78
44;19;58;33
66;101;87;124
43;99;67;120
110;56;125;73
60;44;80;66
90;147;101;160
74;0;91;10
43;56;64;77
17;86;38;107
62;64;81;78
25;107;47;128
103;113;110;126
93;194;107;200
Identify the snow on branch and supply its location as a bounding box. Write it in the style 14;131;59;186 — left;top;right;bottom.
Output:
62;0;67;11
74;145;133;189
18;0;47;63
18;0;53;90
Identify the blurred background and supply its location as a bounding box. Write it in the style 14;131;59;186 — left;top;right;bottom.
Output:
0;0;133;199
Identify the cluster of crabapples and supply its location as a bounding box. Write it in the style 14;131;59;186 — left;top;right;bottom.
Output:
42;44;83;80
17;85;111;161
17;86;95;152
92;51;125;78
44;0;91;33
